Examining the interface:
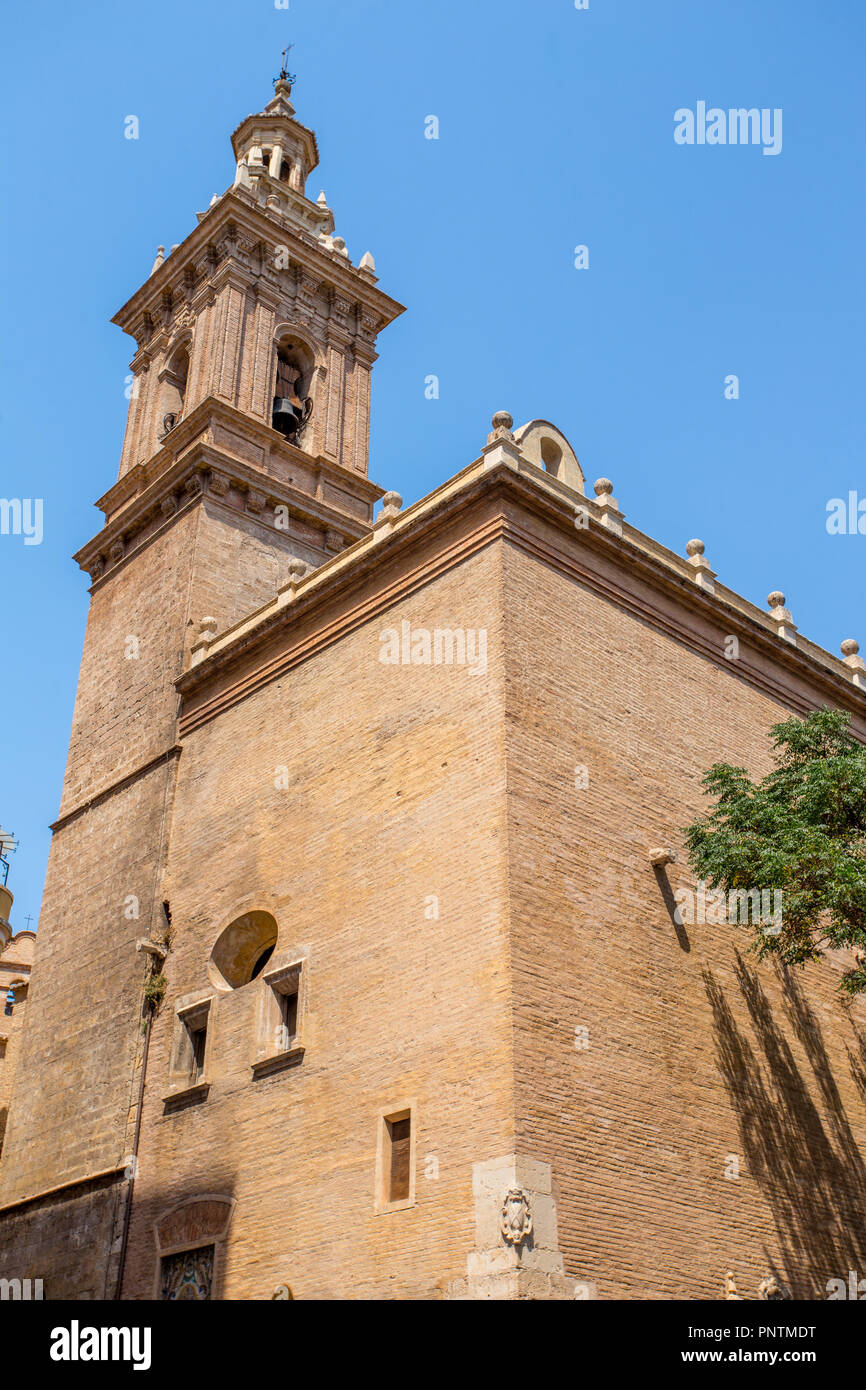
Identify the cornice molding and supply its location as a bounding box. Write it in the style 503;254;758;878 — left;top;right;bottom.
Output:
112;192;404;342
51;746;182;835
175;463;866;740
76;401;385;586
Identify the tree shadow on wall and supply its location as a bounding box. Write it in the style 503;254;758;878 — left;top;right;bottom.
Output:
702;953;866;1298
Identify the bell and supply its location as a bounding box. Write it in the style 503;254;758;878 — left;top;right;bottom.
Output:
272;396;303;439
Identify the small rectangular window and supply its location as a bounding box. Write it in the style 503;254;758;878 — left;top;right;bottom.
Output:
169;999;212;1094
189;1021;207;1082
251;960;305;1078
388;1116;412;1202
375;1103;416;1211
278;988;298;1049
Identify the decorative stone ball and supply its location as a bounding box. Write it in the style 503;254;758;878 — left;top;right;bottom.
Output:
841;639;860;657
686;539;705;557
381;491;403;512
288;558;307;580
491;411;513;433
594;478;613;498
768;592;786;610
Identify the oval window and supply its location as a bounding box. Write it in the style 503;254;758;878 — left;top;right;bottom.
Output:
209;912;278;990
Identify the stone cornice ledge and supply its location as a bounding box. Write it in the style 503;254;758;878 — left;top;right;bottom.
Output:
95;397;383;523
74;444;377;588
175;458;866;738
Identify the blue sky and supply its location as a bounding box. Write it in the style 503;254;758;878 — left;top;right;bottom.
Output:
1;0;864;931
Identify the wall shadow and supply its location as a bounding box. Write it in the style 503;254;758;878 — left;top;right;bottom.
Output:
653;866;691;953
703;953;866;1298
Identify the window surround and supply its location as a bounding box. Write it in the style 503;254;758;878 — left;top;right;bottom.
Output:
250;955;306;1079
374;1099;418;1215
164;993;214;1105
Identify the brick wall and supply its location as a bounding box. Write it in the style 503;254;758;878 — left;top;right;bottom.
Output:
121;547;514;1299
503;540;866;1301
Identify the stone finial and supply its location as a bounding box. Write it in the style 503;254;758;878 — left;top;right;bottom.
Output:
724;1271;743;1300
286;558;308;590
149;246;165;276
199;616;218;643
685;539;717;594
649;847;678;868
380;491;403;520
841;639;866;690
482;411;522;470
276;558;310;606
317;190;328;207
373;492;403;543
592;478;623;536
767;592;797;646
488;411;514;443
359;251;376;273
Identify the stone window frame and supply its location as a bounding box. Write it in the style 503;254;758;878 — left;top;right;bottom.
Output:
250;953;307;1080
152;1194;235;1301
373;1098;418;1215
164;991;214;1104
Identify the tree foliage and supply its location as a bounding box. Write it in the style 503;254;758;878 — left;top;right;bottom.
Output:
684;707;866;995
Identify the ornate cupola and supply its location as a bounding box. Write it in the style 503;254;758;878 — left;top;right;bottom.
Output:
78;63;405;585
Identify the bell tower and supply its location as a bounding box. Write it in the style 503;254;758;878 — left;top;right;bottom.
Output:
106;66;404;560
0;71;403;1295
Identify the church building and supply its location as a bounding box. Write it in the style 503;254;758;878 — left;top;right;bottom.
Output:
1;72;865;1301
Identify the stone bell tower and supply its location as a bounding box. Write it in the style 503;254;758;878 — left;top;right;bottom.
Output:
0;70;403;1297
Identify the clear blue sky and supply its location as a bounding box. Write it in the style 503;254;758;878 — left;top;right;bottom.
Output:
1;0;864;931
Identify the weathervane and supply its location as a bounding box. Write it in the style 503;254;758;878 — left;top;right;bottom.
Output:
275;43;296;87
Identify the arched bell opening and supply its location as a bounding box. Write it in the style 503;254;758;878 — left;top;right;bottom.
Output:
272;335;315;447
159;345;190;438
513;420;585;496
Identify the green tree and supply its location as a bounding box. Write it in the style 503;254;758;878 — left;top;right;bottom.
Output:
684;707;866;996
